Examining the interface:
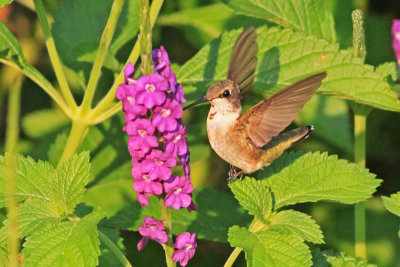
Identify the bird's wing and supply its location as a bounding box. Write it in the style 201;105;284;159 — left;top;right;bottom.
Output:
227;27;258;95
235;72;327;147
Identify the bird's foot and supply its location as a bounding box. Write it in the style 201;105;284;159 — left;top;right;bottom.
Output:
228;166;244;182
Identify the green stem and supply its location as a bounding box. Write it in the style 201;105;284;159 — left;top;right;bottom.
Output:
58;118;89;164
160;199;176;267
33;0;77;110
5;76;22;267
0;59;71;117
80;0;125;115
91;102;121;125
224;247;242;267
139;0;153;75
353;109;369;259
98;230;133;267
90;0;164;119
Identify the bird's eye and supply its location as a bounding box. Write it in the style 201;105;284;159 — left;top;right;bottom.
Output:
222;90;230;97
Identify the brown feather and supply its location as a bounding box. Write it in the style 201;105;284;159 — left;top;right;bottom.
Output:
235;72;327;147
227;28;258;94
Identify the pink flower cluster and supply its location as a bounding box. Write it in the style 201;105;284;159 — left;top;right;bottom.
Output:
116;47;196;265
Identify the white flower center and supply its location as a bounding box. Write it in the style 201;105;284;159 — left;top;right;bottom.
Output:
161;108;171;117
184;244;192;251
127;96;135;104
173;134;181;142
145;84;156;92
143;174;151;182
173;187;182;194
396;33;400;40
155;159;163;165
138;129;147;137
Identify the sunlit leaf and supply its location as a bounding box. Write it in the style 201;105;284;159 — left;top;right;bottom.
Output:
22;109;69;139
228;226;312;267
229;177;273;221
382;192;400;217
312;248;377;267
223;0;336;42
257;151;381;208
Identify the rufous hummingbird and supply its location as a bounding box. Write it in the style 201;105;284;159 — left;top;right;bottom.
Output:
184;28;327;179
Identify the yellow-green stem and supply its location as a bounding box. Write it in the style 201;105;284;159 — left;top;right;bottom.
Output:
224;247;242;267
58;119;89;164
98;230;133;267
0;59;71;117
33;0;77;111
354;112;367;259
160;199;176;267
81;0;125;114
5;76;22;267
90;0;164;118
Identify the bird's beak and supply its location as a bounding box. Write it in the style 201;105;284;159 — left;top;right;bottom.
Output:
183;97;209;110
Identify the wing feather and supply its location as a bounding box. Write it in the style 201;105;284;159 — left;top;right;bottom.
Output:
235;72;327;147
227;28;258;94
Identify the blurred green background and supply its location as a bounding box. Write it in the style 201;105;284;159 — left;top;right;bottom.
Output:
1;0;400;266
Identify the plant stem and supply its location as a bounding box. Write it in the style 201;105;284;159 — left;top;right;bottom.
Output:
139;0;153;75
224;247;242;267
98;230;133;267
353;108;369;259
160;199;176;267
351;9;370;259
5;76;22;267
90;0;164;119
81;0;125;115
0;59;71;117
58;118;89;164
33;0;77;111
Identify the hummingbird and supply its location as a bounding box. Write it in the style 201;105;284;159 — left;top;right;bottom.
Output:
184;28;327;179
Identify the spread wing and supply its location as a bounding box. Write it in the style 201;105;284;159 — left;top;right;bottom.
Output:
235;72;327;147
227;27;258;94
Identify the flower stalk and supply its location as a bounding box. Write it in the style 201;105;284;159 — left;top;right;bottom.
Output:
81;0;125;115
32;0;77;111
160;200;176;267
5;76;23;267
351;9;371;259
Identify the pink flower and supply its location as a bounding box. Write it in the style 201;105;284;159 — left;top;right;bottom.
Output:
124;62;136;84
179;151;191;177
164;176;193;210
137;193;150;207
152;46;171;78
392;20;400;63
164;125;188;157
126;118;158;154
137;217;168;250
172;232;197;266
152;98;183;132
141;150;176;181
133;174;163;196
136;73;168;108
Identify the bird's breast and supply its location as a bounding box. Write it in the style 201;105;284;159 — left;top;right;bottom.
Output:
206;105;259;172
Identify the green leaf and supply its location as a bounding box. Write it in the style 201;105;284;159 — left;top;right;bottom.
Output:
52;152;91;215
106;189;251;242
311;248;377;267
0;155;54;207
158;3;234;47
22;208;104;267
382;192;400;217
22;109;69;139
97;226;126;267
48;131;69;166
177;26;400;112
229;178;273;221
0;21;55;94
297;95;352;155
223;0;336;42
228;226;312;267
268;210;323;244
258;151;381;209
52;0;139;76
0;1;13;8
